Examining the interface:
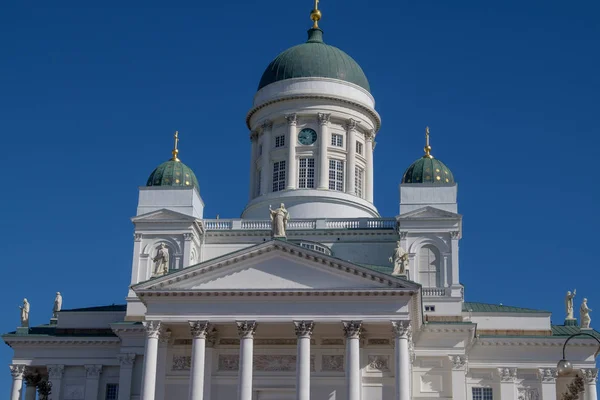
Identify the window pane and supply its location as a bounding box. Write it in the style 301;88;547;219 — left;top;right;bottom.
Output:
272;161;286;192
328;160;344;191
355;166;363;197
298;158;315;189
106;384;119;400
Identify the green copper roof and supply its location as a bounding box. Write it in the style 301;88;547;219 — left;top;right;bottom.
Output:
463;302;549;313
146;160;199;189
402;157;455;185
258;28;370;92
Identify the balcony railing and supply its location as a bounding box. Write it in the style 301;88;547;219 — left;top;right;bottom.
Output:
202;218;397;231
422;287;447;297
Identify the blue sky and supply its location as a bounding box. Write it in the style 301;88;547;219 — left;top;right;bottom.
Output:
1;0;599;391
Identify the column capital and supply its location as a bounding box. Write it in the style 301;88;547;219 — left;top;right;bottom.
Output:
318;113;331;126
391;320;412;339
538;368;557;383
497;367;517;383
183;233;194;241
189;320;211;339
118;353;136;367
143;321;161;339
9;364;25;379
158;326;172;345
294;320;315;338
582;368;599;383
342;320;362;339
398;231;408;239
450;231;460;240
236;320;257;339
47;364;64;379
449;355;468;370
261;119;273;131
84;364;102;379
365;129;375;141
285;114;298;126
250;130;259;141
345;118;360;131
134;233;143;242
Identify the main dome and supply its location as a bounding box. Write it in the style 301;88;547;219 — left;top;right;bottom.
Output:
257;28;370;92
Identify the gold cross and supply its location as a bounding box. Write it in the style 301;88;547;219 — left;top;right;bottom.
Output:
171;131;180;161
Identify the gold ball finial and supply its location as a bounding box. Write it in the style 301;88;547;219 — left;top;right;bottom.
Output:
171;131;180;161
423;126;434;159
310;0;321;28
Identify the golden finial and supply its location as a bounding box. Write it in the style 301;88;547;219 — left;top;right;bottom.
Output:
423;126;434;159
310;0;322;29
171;131;180;161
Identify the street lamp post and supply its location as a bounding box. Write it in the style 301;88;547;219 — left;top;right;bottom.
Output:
557;333;600;400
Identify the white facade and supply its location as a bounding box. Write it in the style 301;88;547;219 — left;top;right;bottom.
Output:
4;17;598;400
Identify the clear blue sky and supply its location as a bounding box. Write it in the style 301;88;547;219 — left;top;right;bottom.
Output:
1;0;599;391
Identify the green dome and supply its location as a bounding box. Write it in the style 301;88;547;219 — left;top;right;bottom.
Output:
402;157;455;185
146;160;199;189
258;28;370;92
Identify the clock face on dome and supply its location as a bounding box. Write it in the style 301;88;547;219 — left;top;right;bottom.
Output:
298;128;317;145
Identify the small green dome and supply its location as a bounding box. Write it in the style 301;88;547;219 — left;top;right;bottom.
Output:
402;157;455;185
146;160;199;189
258;28;370;92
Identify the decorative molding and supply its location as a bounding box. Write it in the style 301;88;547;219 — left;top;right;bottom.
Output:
368;338;391;346
582;368;599;384
219;338;240;346
518;387;540;400
391;320;412;339
322;355;344;372
345;118;360;131
47;364;65;379
189;321;210;339
538;368;557;383
84;364;102;379
322;338;344;346
449;355;468;370
139;289;414;298
118;353;136;367
317;113;331;126
294;320;315;338
450;231;460;239
256;338;301;346
285;114;297;126
172;355;192;371
367;355;390;372
5;337;121;347
236;321;257;339
9;364;25;378
218;354;239;371
498;367;518;382
342;320;363;339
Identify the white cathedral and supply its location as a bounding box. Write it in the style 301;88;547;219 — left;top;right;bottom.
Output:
4;5;599;400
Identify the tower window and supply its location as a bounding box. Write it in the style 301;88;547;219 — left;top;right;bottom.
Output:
256;169;262;196
331;134;344;147
105;384;119;400
472;388;493;400
356;142;363;155
419;245;441;288
328;159;344;191
275;135;285;148
355;166;364;198
272;161;286;192
298;158;315;189
424;305;436;312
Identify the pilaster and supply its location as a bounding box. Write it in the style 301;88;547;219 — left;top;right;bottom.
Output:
365;130;374;202
286;114;298;190
498;367;518;400
117;353;136;400
582;368;598;400
450;231;460;285
538;368;557;400
345;118;359;195
84;365;102;400
449;355;468;400
156;327;172;400
47;364;65;400
182;233;194;268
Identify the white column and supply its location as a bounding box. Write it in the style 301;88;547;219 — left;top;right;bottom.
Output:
449;356;467;400
156;328;171;400
343;321;362;400
365;130;374;202
317;113;330;190
141;321;161;400
24;370;37;400
286;114;297;190
392;321;411;400
450;231;460;285
47;364;64;400
538;368;557;400
345;119;358;195
9;365;25;400
117;353;136;400
498;368;518;400
204;337;215;400
189;321;210;400
294;321;314;400
249;131;258;200
583;369;598;400
236;321;257;400
84;365;102;400
259;120;272;195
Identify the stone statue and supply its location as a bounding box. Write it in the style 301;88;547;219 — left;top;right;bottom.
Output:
53;292;62;319
581;298;592;329
566;289;577;319
389;241;409;276
153;243;170;277
269;203;289;238
19;298;30;327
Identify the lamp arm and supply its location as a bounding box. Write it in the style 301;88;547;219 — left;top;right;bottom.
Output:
562;332;600;360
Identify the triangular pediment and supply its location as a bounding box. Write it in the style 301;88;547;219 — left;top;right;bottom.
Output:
398;206;461;220
133;241;418;292
132;209;198;223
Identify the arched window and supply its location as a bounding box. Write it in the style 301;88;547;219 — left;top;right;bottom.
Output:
418;245;440;288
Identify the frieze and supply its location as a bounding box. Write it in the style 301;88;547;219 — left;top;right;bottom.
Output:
367;355;390;372
322;338;344;346
368;338;391;346
322;355;344;372
173;355;192;371
219;338;240;346
218;354;239;371
254;355;296;372
174;339;193;346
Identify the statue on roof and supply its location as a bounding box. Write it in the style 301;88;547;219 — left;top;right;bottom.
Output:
580;298;592;329
153;243;170;277
19;298;30;327
566;289;577;320
269;203;290;239
390;241;409;276
53;292;62;319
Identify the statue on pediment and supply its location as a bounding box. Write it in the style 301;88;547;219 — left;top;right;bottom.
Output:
53;292;62;319
153;243;170;277
269;203;289;238
565;289;576;320
581;298;592;329
390;241;409;276
19;298;30;327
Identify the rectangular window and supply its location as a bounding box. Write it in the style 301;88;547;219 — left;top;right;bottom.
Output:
472;387;493;400
106;384;119;400
331;133;344;147
272;161;286;192
275;135;285;148
424;305;436;312
355;166;364;198
298;158;315;189
356;141;363;155
328;159;344;191
256;169;262;196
